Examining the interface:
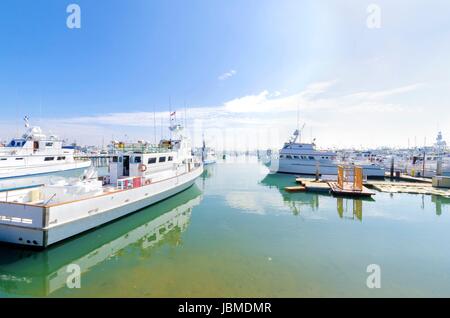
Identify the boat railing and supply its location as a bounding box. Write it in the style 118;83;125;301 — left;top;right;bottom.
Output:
116;176;155;190
113;143;172;154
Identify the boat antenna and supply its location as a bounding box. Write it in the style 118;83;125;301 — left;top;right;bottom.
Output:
184;100;187;129
153;106;156;144
169;97;172;140
24;115;30;128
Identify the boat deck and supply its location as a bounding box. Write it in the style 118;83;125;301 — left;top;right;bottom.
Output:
365;181;450;197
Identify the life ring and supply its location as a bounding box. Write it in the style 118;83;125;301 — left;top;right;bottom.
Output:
145;179;151;185
139;164;147;172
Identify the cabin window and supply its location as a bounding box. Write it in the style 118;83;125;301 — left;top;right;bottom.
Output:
148;158;157;164
293;156;299;159
57;156;66;161
159;157;166;163
308;156;314;160
168;156;173;161
134;156;142;164
44;157;55;161
16;158;24;160
45;142;53;147
280;155;285;159
0;158;6;161
112;156;118;163
286;155;293;159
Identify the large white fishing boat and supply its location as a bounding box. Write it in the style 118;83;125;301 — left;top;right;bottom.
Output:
266;129;385;178
0;123;203;248
0;118;91;191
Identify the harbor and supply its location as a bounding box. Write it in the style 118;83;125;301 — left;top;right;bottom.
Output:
1;157;450;297
1;0;449;303
1;117;450;297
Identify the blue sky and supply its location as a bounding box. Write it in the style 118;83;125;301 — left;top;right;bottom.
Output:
1;0;450;149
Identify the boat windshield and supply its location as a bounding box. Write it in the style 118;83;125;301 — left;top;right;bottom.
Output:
7;139;26;147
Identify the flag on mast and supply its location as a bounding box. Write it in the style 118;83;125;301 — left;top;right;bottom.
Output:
24;116;30;128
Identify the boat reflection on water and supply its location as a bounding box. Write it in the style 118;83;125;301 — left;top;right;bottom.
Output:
431;195;450;216
260;174;373;220
0;185;203;297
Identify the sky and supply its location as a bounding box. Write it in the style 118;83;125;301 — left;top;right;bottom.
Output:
0;0;449;150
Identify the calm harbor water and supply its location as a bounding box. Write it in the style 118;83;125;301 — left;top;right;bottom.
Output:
1;156;450;297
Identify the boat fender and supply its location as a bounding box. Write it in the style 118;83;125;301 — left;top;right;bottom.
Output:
139;164;147;172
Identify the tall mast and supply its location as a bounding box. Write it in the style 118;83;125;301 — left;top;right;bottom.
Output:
153;106;156;144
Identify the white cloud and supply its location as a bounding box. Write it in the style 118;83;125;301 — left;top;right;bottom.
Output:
218;69;237;81
0;80;428;150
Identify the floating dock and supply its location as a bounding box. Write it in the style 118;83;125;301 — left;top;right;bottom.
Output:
328;182;375;198
286;178;331;193
365;181;450;197
384;172;432;184
284;185;306;192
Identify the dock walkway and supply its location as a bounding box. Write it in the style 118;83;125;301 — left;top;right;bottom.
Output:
365;181;450;197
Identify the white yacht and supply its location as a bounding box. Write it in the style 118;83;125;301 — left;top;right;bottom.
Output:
0;122;203;248
202;148;217;165
0;118;91;191
266;130;385;178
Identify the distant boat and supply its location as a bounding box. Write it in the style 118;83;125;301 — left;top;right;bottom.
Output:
265;129;385;178
199;136;217;165
0;117;91;191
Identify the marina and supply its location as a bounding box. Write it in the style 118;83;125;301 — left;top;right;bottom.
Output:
1;157;450;297
1;0;449;303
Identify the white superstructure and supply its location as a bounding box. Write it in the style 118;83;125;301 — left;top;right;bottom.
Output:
0;118;91;190
266;129;385;178
0;122;203;248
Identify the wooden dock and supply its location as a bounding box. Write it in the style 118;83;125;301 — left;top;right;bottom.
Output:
384;172;432;184
365;180;450;197
287;178;331;193
284;185;306;192
328;182;375;198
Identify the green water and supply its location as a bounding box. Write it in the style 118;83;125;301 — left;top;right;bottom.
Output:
1;157;450;297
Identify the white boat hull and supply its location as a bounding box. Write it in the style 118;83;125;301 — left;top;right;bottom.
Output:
270;159;385;178
0;166;203;248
